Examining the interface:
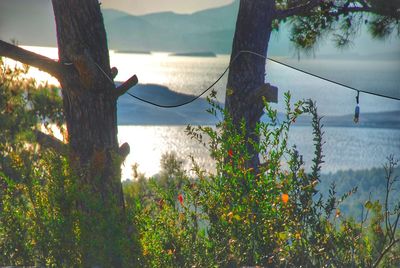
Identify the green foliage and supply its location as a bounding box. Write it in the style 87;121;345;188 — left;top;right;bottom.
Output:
0;59;135;267
0;59;78;266
320;166;400;218
0;150;81;266
0;58;63;141
126;92;400;267
283;0;400;51
2;58;400;267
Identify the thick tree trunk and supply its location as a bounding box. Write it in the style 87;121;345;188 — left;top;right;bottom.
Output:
51;0;126;265
1;0;138;264
226;0;276;168
0;0;138;264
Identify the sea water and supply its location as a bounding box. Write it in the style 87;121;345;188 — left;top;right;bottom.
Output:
111;51;399;178
13;46;400;179
118;125;400;179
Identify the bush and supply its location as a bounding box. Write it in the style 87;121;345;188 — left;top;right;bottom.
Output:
1;58;399;267
128;92;400;267
0;58;135;267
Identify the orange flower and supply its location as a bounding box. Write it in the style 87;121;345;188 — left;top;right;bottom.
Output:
281;193;289;204
228;149;234;158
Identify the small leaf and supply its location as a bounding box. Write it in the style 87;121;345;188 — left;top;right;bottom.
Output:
365;200;373;209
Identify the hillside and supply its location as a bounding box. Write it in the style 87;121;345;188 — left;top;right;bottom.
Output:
2;0;399;56
0;0;56;46
319;166;400;219
0;0;239;53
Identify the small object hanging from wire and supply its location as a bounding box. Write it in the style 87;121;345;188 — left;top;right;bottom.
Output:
354;91;360;123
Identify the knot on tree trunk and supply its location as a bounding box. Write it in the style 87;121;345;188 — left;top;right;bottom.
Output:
118;142;130;161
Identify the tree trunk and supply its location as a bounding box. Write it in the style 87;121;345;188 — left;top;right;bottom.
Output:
51;0;127;265
1;0;138;264
226;0;276;169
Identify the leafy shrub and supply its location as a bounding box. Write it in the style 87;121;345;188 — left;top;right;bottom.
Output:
128;92;400;267
0;58;135;267
1;58;399;267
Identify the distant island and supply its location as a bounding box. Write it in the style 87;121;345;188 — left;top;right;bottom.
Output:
270;111;400;130
116;83;400;129
170;51;217;57
115;50;151;54
116;83;219;125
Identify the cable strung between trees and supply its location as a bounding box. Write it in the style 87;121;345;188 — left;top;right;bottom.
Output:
99;50;400;108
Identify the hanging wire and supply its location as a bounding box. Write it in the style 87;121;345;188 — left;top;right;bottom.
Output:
125;65;229;108
90;50;400;108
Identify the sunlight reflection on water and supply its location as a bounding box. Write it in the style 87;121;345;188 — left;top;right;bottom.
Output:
118;125;400;179
10;46;400;179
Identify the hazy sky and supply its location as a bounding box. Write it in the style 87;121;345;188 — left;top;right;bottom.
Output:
101;0;233;15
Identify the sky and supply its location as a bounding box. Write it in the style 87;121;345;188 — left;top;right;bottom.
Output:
101;0;233;15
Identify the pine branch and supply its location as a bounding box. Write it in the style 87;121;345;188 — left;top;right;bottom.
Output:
34;130;66;153
0;40;64;79
275;0;322;20
373;238;400;268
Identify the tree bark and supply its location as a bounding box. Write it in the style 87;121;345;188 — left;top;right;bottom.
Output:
226;0;276;169
51;0;127;265
1;0;138;264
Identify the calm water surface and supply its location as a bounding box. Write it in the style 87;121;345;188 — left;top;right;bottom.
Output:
12;46;400;179
118;125;400;179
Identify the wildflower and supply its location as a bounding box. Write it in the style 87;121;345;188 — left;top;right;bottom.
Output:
227;211;234;223
281;193;289;204
295;232;301;240
228;149;233;157
178;193;184;206
335;209;341;218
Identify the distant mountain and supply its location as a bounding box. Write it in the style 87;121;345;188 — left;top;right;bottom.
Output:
1;0;399;56
0;0;240;53
0;0;56;46
103;1;240;53
139;1;238;34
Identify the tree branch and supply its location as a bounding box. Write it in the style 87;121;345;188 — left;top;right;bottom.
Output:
328;6;372;16
113;74;138;98
248;83;278;104
373;238;400;268
275;0;322;20
34;130;66;153
276;1;389;20
0;40;64;79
